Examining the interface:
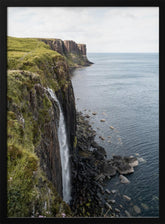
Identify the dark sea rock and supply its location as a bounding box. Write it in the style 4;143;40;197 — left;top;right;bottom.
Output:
91;141;106;157
93;150;105;161
70;112;138;217
100;162;117;176
124;156;139;167
111;155;137;174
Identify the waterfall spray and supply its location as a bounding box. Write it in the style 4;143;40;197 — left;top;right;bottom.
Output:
46;88;71;203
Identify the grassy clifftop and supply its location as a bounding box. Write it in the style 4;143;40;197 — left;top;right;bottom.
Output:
7;37;73;217
8;36;70;90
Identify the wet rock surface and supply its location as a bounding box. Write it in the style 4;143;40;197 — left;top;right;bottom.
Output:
70;112;139;217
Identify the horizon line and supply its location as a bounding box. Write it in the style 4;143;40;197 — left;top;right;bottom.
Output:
88;52;159;54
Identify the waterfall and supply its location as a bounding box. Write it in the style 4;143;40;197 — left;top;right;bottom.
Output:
46;88;71;203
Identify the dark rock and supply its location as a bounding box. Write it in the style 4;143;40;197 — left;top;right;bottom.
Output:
91;142;106;157
40;38;67;55
33;86;63;196
76;112;96;152
117;163;134;175
124;156;139;167
111;155;136;174
70;111;138;217
40;38;93;67
101;163;117;176
113;155;122;161
78;175;82;182
77;44;86;55
99;136;105;140
64;40;82;55
96;183;104;192
93;150;105;161
95;174;105;181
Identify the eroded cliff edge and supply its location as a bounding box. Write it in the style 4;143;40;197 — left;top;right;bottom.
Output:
7;36;95;217
7;37;138;218
39;38;93;70
7;37;78;217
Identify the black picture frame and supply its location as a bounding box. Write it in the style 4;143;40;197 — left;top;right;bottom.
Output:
0;0;164;224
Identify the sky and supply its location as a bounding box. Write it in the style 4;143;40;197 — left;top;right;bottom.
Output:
8;7;159;53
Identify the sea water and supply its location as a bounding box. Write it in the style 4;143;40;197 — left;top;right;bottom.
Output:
71;53;159;217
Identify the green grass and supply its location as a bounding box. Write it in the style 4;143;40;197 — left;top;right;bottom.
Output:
8;36;67;91
7;142;72;217
8;36;50;52
7;37;73;217
7;70;42;151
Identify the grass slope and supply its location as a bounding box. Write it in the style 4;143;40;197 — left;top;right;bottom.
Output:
7;37;72;217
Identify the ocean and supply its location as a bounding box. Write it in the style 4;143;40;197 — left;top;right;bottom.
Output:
71;53;159;217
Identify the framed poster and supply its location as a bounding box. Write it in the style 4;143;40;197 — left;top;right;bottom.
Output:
0;0;162;223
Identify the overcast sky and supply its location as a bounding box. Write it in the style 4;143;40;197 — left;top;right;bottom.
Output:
8;7;159;53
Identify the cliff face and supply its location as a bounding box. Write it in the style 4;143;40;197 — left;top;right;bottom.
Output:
40;38;93;69
7;36;93;217
7;37;140;218
39;38;67;55
64;40;80;54
7;37;77;217
78;44;86;55
7;70;65;217
32;84;62;196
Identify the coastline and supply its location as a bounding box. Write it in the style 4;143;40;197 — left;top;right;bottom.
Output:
70;52;159;217
7;37;157;217
70;110;139;217
69;62;94;75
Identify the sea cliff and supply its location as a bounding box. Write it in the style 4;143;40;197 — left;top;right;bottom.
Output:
7;36;79;217
7;37;138;218
39;38;93;71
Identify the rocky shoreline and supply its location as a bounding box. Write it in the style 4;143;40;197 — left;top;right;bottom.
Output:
7;36;143;217
70;111;139;217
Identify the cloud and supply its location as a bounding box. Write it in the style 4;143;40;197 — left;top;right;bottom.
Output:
8;7;159;52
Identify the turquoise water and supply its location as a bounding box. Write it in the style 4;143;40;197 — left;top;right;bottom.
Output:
71;53;159;217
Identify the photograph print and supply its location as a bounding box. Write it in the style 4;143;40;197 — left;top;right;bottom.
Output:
7;6;159;218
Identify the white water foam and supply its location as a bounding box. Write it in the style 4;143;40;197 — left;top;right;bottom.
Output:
46;88;71;203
